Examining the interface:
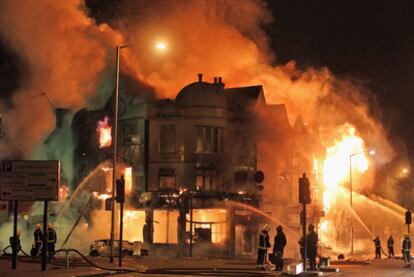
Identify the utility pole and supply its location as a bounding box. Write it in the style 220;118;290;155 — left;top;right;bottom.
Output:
299;173;311;272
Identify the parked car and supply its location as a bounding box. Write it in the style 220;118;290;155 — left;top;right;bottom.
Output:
89;239;148;257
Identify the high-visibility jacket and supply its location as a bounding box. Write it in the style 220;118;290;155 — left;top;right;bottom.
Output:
34;229;43;243
258;232;270;250
388;237;394;247
47;228;57;244
373;238;381;248
403;238;411;252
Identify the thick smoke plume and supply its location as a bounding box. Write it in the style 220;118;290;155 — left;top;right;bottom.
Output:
0;1;395;187
0;0;403;258
0;0;121;157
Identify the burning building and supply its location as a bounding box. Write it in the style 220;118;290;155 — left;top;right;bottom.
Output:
61;73;325;257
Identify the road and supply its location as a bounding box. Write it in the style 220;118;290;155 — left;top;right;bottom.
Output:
1;255;414;276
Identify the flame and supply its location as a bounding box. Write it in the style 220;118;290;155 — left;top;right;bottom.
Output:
322;123;370;210
97;116;112;148
92;191;111;200
125;167;132;193
58;185;69;200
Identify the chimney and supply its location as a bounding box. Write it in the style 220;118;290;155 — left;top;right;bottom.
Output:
198;73;203;82
55;108;70;129
215;76;225;94
213;77;218;84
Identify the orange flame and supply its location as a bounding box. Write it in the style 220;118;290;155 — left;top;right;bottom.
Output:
97;116;112;148
322;123;370;210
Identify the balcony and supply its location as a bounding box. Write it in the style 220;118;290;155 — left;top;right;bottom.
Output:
194;152;222;169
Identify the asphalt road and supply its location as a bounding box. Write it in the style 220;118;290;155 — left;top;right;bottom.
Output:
1;255;414;276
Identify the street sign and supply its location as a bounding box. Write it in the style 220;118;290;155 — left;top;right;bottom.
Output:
0;160;60;201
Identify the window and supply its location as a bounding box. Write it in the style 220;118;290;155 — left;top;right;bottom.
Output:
196;170;218;191
160;124;176;153
195;126;223;153
122;124;139;146
158;168;176;190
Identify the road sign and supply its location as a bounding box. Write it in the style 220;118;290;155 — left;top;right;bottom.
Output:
0;160;60;201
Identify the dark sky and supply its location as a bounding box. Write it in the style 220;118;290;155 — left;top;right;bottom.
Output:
1;0;414;156
266;0;414;156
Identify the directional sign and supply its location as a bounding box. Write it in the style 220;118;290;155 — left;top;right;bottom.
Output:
0;160;60;201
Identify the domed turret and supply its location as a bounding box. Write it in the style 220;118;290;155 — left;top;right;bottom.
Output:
175;74;226;109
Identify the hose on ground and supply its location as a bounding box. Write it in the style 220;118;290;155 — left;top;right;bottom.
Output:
49;248;139;273
2;245;30;257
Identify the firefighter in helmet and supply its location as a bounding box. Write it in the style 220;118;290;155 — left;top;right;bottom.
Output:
46;223;57;256
373;235;381;259
402;234;411;266
387;234;394;258
257;225;271;270
33;224;43;256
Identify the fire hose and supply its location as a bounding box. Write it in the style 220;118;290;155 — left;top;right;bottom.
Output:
49;248;139;272
2;245;30;257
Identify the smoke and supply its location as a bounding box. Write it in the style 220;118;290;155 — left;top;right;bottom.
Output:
0;0;402;256
0;0;122;157
118;0;394;162
0;0;395;168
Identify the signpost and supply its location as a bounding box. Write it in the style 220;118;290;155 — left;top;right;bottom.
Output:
0;160;60;271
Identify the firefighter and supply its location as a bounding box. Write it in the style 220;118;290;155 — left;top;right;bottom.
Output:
306;224;318;271
387;234;394;258
256;225;271;270
46;223;57;256
273;225;287;257
9;230;21;253
373;236;381;259
402;234;411;266
33;224;43;256
272;225;287;271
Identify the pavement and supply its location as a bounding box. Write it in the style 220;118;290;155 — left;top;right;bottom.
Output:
1;255;414;277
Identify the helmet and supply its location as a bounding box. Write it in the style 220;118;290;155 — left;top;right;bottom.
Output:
405;234;410;238
35;224;41;229
16;230;21;236
47;223;53;229
308;224;314;231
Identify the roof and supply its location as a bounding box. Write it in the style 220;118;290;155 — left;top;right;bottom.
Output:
175;81;226;108
224;85;265;112
263;104;290;128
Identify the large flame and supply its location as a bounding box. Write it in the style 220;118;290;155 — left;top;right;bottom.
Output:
97;116;112;148
322;123;370;211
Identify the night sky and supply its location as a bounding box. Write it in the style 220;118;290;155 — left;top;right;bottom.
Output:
266;0;414;157
0;0;413;156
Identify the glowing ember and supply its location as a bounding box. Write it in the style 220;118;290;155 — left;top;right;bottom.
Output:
97;116;112;148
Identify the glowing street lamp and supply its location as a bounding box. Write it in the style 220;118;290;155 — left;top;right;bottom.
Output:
109;41;167;264
349;149;375;255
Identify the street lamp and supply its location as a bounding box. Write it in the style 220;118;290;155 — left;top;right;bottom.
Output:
110;41;167;263
349;149;375;255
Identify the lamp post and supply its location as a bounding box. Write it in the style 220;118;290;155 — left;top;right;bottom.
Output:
109;41;167;263
349;149;375;255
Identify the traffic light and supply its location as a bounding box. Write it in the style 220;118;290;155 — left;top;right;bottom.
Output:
116;177;125;203
406;210;412;225
299;173;311;204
